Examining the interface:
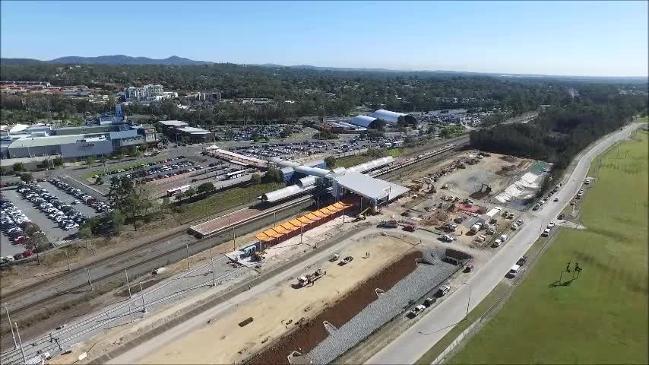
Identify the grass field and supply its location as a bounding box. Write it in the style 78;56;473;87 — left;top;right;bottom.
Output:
450;129;648;364
177;182;283;222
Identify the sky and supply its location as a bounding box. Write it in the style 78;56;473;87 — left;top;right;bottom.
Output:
1;1;647;77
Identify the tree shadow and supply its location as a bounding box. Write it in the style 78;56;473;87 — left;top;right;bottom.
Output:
549;278;576;288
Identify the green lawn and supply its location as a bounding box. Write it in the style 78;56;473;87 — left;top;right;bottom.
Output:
450;130;648;364
176;182;283;223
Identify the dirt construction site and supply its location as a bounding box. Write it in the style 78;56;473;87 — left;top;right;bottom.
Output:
394;150;547;250
125;229;461;365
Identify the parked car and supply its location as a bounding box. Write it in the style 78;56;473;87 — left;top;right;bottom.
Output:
440;234;455;242
407;304;427;318
436;284;451;297
506;264;521;278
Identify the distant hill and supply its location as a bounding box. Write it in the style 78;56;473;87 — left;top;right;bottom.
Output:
1;58;45;65
1;56;646;82
1;55;211;66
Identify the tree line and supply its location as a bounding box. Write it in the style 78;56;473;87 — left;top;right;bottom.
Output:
470;88;648;172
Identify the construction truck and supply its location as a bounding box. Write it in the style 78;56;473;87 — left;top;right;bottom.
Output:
295;268;326;288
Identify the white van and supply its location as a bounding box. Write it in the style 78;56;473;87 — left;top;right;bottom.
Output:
507;264;521;278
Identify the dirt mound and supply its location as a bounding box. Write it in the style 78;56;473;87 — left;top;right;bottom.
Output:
246;251;423;364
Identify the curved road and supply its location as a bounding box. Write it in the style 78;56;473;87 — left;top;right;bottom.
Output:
366;123;643;364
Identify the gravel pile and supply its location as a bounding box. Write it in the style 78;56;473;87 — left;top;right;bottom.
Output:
306;257;458;364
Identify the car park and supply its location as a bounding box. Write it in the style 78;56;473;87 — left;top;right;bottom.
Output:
16;182;88;232
1;199;32;247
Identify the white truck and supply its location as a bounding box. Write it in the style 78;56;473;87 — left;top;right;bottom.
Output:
469;222;483;234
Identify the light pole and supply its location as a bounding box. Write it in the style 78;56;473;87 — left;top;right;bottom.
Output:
86;268;94;291
211;257;216;287
185;243;191;270
139;282;147;313
125;270;132;314
65;250;71;272
4;305;17;349
15;322;26;364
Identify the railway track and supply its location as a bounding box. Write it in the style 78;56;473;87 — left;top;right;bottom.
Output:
0;197;312;340
0;138;468;341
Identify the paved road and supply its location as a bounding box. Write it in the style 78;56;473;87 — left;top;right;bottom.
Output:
366;123;642;364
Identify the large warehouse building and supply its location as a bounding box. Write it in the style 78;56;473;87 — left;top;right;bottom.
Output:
2;122;159;159
349;109;417;128
158;120;213;143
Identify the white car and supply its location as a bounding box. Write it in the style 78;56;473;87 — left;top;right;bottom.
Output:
440;234;455;242
547;221;555;229
506;264;521;278
541;228;551;237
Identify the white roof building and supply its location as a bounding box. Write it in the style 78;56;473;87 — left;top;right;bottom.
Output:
177;126;211;135
370;109;407;124
349;115;378;128
158;120;189;128
333;171;409;202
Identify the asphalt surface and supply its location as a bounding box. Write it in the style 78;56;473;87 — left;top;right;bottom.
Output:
366;123;642;364
0;232;22;257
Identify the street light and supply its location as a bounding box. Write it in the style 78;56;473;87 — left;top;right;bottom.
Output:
4;305;18;349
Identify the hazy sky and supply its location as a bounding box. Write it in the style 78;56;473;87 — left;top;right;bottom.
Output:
1;1;647;76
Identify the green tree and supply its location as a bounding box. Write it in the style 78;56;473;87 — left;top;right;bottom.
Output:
52;157;63;167
12;163;25;172
183;187;196;199
263;167;284;183
31;231;51;253
325;156;337;169
250;173;262;185
108;176;153;230
196;182;215;195
20;173;33;183
78;225;93;239
85;156;96;166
